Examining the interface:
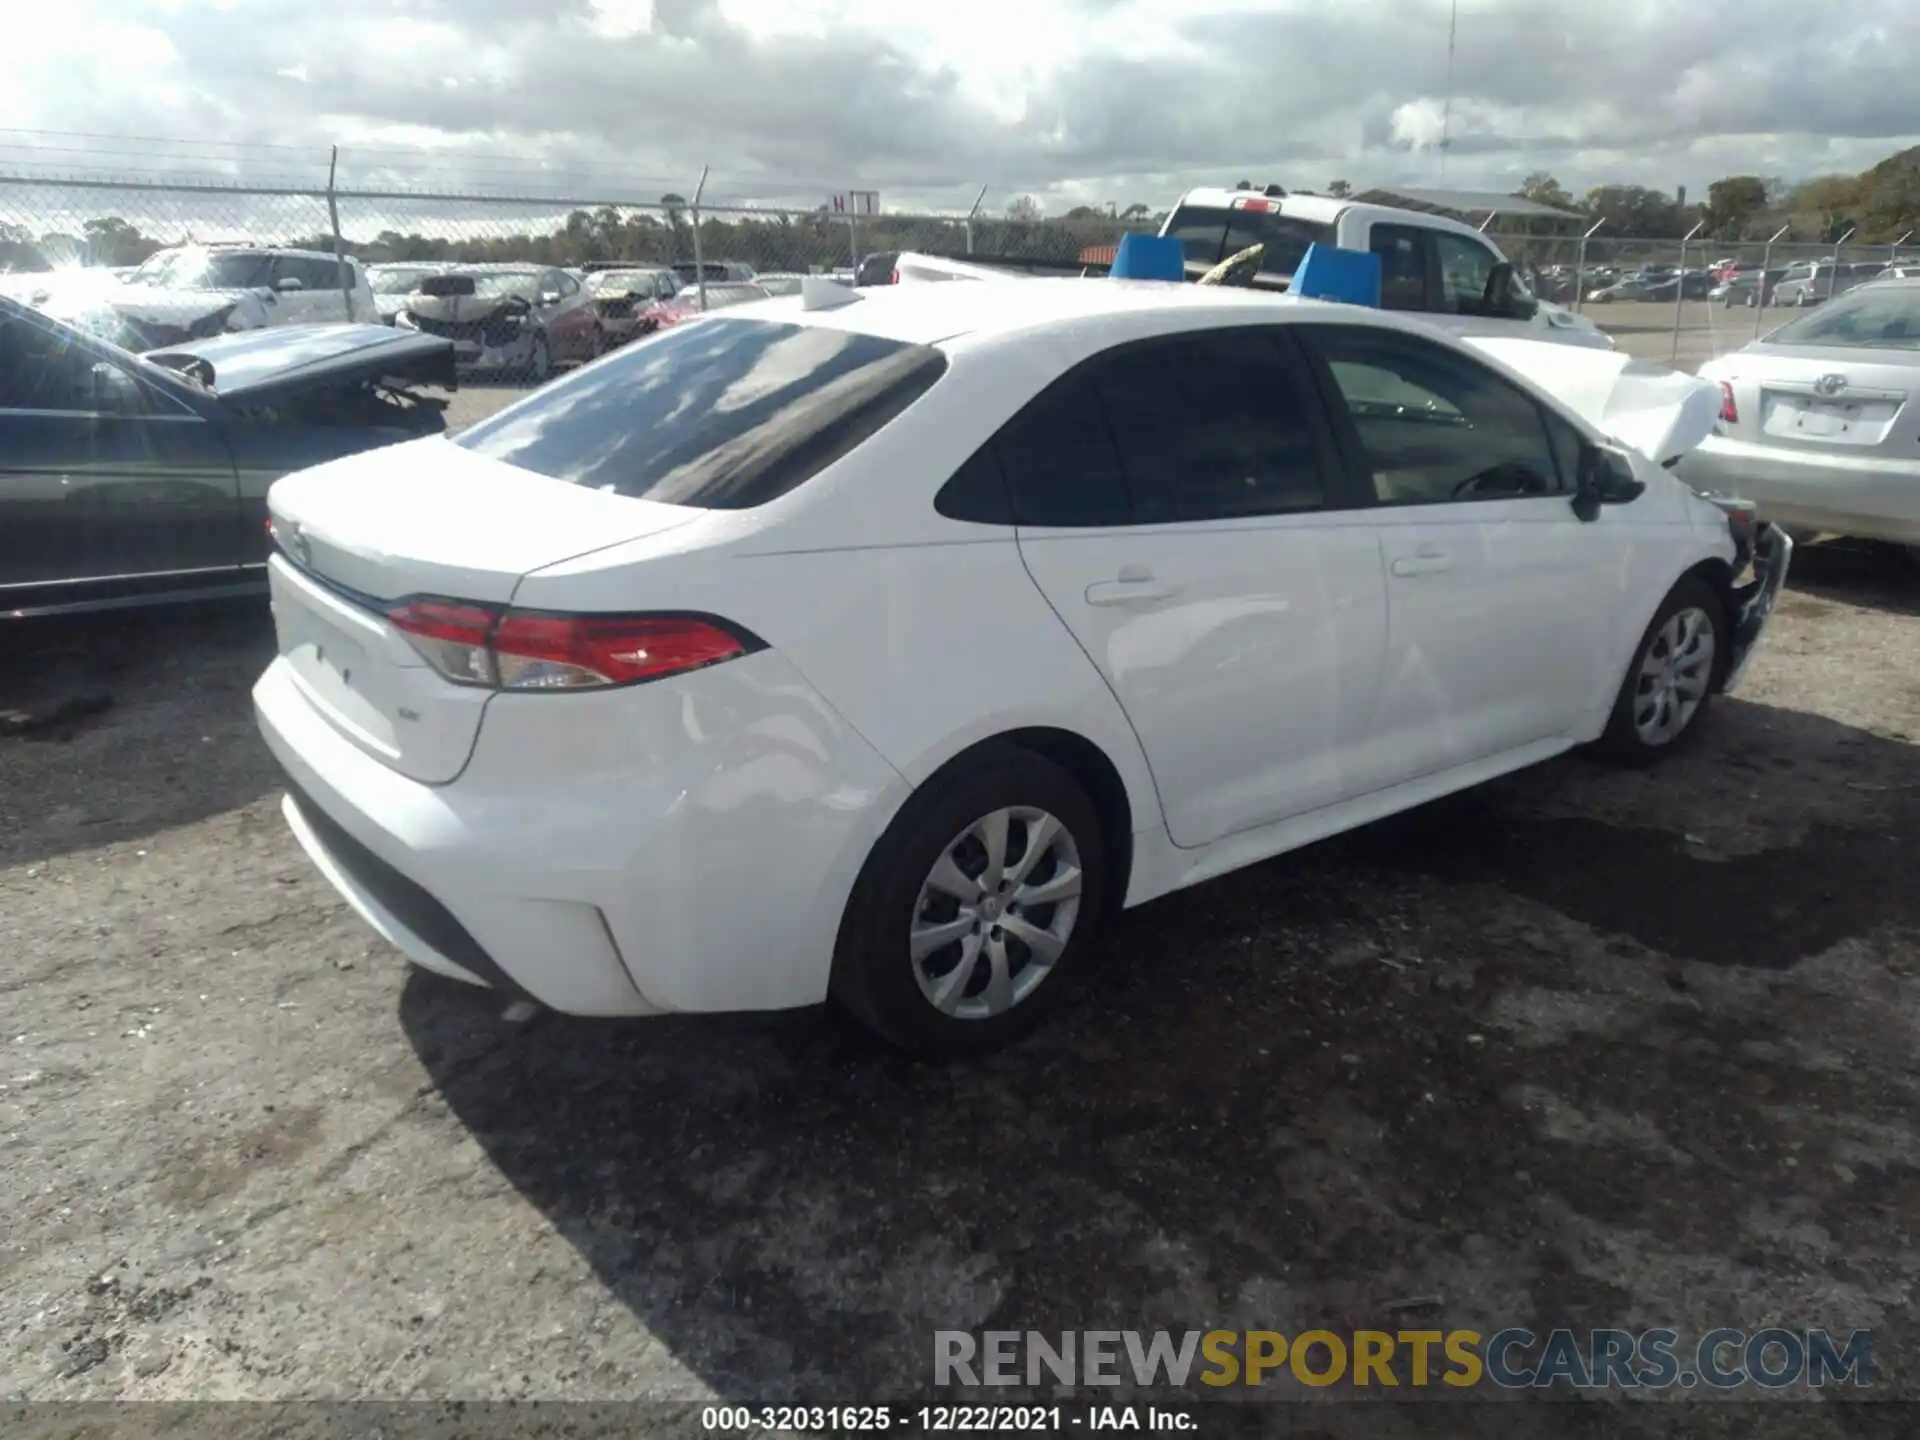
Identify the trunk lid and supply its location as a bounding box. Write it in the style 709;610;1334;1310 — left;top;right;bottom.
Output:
1462;336;1722;465
267;437;701;782
1712;346;1918;458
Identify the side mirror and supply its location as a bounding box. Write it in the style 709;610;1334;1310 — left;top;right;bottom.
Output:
90;363;144;416
1572;444;1646;522
273;276;304;292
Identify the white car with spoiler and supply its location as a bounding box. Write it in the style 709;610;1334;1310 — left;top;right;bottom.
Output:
256;271;1786;1058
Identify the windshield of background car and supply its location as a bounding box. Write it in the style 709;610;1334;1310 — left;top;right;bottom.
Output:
1164;205;1337;278
132;250;273;290
454;317;948;508
462;271;541;299
586;270;654;292
370;268;435;295
1762;284;1920;350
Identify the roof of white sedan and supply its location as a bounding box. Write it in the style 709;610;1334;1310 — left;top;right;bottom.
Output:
741;276;1327;347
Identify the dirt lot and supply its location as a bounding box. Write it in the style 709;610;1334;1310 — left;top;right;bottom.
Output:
4;308;1920;1427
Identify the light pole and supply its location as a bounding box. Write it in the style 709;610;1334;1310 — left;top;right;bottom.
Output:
1575;217;1605;313
1672;219;1704;364
1753;224;1789;340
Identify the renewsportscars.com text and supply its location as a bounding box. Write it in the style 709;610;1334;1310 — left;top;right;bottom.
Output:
935;1327;1874;1391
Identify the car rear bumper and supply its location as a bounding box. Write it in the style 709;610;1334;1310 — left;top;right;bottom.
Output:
254;650;910;1016
1678;436;1920;544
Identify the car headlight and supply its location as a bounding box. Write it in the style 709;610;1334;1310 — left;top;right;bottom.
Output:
395;310;418;329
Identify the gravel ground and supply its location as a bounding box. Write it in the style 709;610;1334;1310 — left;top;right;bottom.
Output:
3;308;1920;1424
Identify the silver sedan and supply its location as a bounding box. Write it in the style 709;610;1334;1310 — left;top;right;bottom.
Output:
1682;278;1920;558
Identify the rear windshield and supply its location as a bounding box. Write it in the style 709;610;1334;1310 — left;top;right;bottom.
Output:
1163;205;1336;281
1762;284;1920;350
454;317;948;508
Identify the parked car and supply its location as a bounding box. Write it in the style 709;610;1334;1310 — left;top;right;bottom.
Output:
1683;277;1920;558
253;278;1786;1058
64;245;382;349
393;264;603;381
366;263;448;325
0;297;455;618
855;251;902;286
1772;261;1869;307
1576;277;1654;304
1711;268;1788;308
583;267;682;346
639;281;772;332
671;260;758;286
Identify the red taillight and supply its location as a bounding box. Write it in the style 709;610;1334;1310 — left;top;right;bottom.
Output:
385;599;754;692
492;613;747;690
1718;381;1739;424
1232;196;1273;212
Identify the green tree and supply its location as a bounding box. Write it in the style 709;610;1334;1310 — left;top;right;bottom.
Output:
1326;179;1352;199
1006;194;1043;224
1518;173;1577;213
1705;175;1769;237
1582;184;1683;237
81;216;160;266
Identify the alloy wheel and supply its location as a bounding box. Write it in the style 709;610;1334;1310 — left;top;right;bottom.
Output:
909;806;1083;1020
1633;606;1716;746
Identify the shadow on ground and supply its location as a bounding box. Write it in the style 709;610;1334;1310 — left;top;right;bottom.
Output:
0;602;280;866
402;696;1920;1410
1782;539;1920;620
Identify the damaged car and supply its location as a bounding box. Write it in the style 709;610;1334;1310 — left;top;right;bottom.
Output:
47;245;383;350
254;279;1787;1058
393;265;604;382
0;296;456;618
583;266;681;346
366;262;449;325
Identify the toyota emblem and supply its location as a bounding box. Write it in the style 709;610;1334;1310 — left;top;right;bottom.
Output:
1813;373;1849;398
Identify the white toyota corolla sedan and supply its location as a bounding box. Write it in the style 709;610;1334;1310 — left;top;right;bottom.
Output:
254;277;1789;1058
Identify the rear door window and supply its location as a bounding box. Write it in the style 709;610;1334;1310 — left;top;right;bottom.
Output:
994;374;1132;527
454;317;947;508
1087;331;1330;521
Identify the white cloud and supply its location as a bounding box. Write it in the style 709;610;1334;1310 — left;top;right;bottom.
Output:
0;0;1916;216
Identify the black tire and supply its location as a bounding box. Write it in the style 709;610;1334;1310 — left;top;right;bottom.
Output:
1593;576;1728;767
520;333;552;385
830;743;1111;1060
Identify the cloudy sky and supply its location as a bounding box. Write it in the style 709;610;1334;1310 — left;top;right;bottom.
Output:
4;0;1919;214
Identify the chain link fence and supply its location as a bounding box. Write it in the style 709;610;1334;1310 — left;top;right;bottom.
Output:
6;170;1918;371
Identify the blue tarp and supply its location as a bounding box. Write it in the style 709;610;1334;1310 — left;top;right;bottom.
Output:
1291;243;1382;308
1109;233;1186;282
